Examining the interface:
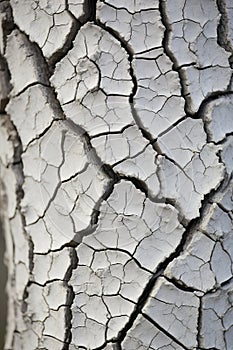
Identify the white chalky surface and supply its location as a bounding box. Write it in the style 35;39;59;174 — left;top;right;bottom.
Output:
10;0;79;61
6;85;62;150
122;315;185;350
201;280;233;349
163;0;232;113
142;277;199;349
203;95;233;143
5;30;49;95
0;0;233;349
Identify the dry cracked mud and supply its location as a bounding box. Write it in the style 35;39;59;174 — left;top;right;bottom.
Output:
0;0;233;349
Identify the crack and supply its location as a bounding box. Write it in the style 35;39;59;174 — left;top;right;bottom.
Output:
154;116;186;140
64;119;187;244
95;17;160;157
182;91;230;126
113;343;122;350
62;119;155;243
163;275;199;293
142;313;188;350
0;0;14;54
14;81;50;98
72;176;116;245
220;276;233;287
0;54;11;111
197;296;203;348
62;248;78;350
7;23;51;84
3;2;231;348
3;22;69;123
216;0;233;60
198;348;219;350
0;84;32;349
153;144;201;194
49;0;98;72
0;11;58;345
108;171;227;345
48;12;79;71
83;0;97;22
198;91;233;142
90;124;133;139
159;0;233;118
23;118;62;153
158;0;188;114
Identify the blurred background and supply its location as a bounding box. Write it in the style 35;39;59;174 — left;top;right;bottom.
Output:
0;219;7;350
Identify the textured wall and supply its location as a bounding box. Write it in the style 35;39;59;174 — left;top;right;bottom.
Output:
0;0;233;349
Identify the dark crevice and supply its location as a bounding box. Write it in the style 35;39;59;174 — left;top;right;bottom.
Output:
27;279;65;288
50;0;98;72
197;296;203;348
163;275;199;293
119;176;148;197
23;118;63;153
0;7;35;341
9;25;51;84
159;0;233;117
113;223;194;344
198;91;233;142
155;116;186;140
198;348;219;350
62;248;78;350
95;19;134;57
34;240;80;255
111;172;227;344
83;0;97;22
48;17;80;71
90;124;133;139
220;276;233;287
0;54;11;111
0;51;31;350
8;25;74;120
216;0;233;55
95;17;159;157
214;131;233;147
0;0;14;54
159;0;189;114
14;81;50;97
2;2;231;349
142;313;188;350
112;342;122;350
72;177;116;245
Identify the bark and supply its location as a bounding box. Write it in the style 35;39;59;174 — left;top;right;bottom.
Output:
0;0;233;349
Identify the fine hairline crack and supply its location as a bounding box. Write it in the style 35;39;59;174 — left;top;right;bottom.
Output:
2;1;232;349
94;173;228;349
95;15;158;152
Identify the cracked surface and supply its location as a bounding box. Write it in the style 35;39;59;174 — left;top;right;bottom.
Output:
10;0;81;63
162;0;232;114
69;181;184;348
0;0;233;349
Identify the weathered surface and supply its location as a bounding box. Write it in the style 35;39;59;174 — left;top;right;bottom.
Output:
10;0;82;63
0;0;233;349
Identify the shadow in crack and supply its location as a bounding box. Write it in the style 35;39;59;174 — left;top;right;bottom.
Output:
0;219;7;350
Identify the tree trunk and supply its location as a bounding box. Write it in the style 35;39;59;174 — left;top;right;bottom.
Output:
0;0;233;349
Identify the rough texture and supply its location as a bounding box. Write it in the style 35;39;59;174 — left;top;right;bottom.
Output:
0;0;233;350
